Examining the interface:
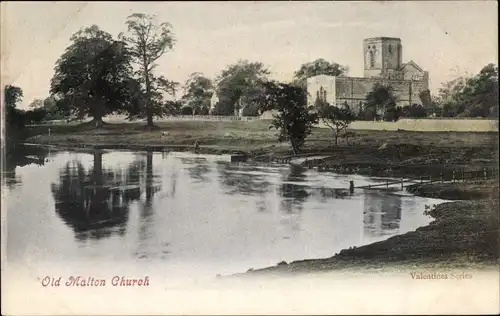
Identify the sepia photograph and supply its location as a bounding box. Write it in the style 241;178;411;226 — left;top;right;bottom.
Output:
1;1;499;315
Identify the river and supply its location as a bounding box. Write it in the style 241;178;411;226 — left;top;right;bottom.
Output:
3;146;447;282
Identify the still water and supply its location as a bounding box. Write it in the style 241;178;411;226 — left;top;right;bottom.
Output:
4;146;446;279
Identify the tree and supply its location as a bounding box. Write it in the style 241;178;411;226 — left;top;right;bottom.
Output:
4;85;26;128
181;73;214;115
364;83;398;121
24;108;48;124
4;85;23;110
25;99;48;124
253;81;318;154
436;64;498;118
124;73;179;120
120;13;176;128
28;98;44;109
50;25;134;127
214;60;270;116
180;106;193;115
318;103;355;146
402;104;427;118
164;100;183;116
293;58;348;88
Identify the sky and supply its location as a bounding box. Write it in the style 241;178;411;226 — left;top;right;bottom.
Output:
1;1;498;109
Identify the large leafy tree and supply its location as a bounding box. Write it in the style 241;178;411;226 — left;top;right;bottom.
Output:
181;72;214;115
120;13;177;128
436;64;498;118
214;60;270;116
4;85;26;129
50;25;134;127
4;85;23;110
363;83;399;121
253;81;318;154
293;58;348;88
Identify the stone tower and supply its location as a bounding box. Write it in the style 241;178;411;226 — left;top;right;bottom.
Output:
363;37;402;78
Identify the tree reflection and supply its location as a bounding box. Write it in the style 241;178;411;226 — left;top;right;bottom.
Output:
51;151;162;241
135;150;164;258
216;161;272;196
279;165;309;213
180;157;212;183
2;145;49;188
363;190;402;237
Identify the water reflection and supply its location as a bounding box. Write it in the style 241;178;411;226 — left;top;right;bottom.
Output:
363;190;402;237
51;151;162;241
216;161;272;196
180;157;212;183
6;149;439;276
2;145;49;188
279;165;309;213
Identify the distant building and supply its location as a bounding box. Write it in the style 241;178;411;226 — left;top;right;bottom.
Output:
307;37;430;113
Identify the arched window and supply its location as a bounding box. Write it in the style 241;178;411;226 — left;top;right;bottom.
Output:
369;50;375;68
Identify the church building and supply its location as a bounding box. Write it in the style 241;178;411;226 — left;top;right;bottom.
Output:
307;37;430;113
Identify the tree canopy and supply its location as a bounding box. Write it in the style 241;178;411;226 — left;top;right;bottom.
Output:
363;83;399;121
4;85;23;110
439;63;498;118
181;72;214;115
318;103;356;146
293;58;348;88
213;60;270;116
50;25;135;126
253;81;318;154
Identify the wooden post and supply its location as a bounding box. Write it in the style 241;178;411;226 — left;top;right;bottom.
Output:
401;178;404;190
349;181;354;195
48;128;51;137
484;168;487;180
440;173;443;183
452;170;456;182
386;180;389;189
420;176;423;184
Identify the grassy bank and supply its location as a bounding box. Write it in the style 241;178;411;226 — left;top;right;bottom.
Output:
26;120;499;179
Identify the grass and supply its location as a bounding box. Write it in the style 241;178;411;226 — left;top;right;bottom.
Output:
26;120;499;179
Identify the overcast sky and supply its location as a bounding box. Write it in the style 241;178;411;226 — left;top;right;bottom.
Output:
1;1;498;108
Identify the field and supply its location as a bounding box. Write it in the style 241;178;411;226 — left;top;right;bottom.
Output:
26;120;499;179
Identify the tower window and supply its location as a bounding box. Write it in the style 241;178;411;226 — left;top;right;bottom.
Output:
388;44;392;54
369;50;375;68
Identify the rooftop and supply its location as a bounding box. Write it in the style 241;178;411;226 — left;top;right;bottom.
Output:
364;37;401;42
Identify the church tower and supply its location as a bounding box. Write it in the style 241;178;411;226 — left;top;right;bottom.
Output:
363;37;402;78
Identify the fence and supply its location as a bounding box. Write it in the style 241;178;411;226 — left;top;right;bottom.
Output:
157;115;259;121
356;167;499;190
337;118;499;132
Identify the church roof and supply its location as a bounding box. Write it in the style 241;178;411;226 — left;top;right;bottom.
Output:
401;60;424;72
364;37;401;42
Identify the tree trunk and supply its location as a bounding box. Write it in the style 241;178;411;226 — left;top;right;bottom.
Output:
145;71;153;127
290;138;299;155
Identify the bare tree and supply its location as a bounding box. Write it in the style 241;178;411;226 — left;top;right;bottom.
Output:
120;13;176;128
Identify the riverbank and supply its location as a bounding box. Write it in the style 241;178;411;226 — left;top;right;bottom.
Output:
25;120;499;179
